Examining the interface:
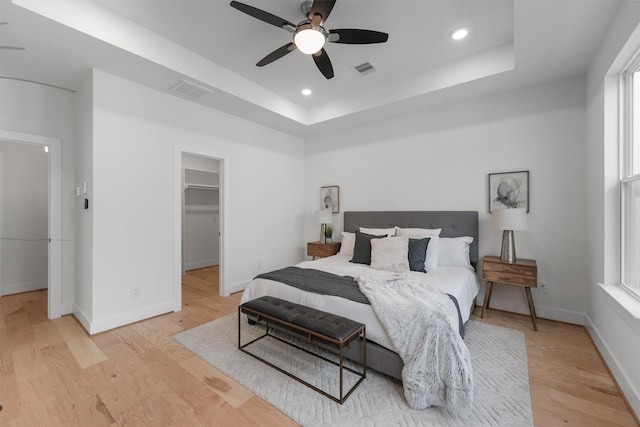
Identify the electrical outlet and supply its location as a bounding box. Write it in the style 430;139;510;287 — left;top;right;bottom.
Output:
538;282;547;293
131;286;141;298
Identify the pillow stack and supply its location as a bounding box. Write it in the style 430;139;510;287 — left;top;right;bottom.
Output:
338;226;474;273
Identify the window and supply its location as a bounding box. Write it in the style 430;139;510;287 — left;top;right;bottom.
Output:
621;65;640;297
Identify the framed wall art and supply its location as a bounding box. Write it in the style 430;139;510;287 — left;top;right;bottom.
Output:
488;170;529;212
320;185;339;213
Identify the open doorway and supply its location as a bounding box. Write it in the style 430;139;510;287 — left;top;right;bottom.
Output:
0;140;48;298
181;154;220;302
173;145;229;313
0;129;63;319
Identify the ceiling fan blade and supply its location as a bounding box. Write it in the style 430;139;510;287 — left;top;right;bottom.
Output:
312;48;334;79
0;46;26;50
308;0;336;24
257;43;296;67
328;29;389;44
230;1;295;30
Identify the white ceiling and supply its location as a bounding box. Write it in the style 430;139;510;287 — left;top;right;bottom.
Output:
0;0;621;137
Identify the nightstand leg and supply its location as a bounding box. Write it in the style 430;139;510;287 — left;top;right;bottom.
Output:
525;287;537;331
481;282;494;319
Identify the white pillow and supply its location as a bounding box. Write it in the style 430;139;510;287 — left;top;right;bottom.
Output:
438;236;474;269
370;236;410;273
395;227;441;272
338;231;356;256
359;227;396;237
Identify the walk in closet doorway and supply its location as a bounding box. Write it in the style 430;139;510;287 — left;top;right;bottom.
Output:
181;153;221;301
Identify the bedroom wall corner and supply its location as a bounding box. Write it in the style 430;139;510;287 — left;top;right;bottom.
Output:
72;69;95;327
584;1;640;419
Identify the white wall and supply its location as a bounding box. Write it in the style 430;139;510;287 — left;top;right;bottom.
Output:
73;72;94;323
0;141;48;295
585;1;640;417
305;75;588;324
84;69;304;333
0;78;75;313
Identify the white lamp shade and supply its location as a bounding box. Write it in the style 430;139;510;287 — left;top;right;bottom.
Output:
491;208;527;230
316;209;333;224
294;28;326;54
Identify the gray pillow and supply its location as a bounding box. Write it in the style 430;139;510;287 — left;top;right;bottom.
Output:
350;231;386;265
408;237;430;273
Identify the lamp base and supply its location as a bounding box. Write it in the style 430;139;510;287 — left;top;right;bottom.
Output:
500;230;517;263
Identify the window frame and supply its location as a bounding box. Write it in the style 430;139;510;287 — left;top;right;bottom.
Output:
620;56;640;299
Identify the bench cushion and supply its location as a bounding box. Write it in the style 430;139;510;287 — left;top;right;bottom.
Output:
241;296;363;343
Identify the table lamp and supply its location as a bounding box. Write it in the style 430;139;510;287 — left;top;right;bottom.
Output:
316;209;333;244
491;208;527;263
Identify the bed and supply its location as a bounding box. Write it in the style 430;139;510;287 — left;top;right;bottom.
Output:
240;211;480;409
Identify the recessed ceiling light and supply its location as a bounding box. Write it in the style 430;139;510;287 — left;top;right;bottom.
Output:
302;88;312;96
451;27;469;41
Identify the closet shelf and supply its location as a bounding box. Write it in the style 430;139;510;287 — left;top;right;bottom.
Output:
184;168;219;190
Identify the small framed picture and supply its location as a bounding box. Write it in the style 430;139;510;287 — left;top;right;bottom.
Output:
488;171;529;212
320;186;339;213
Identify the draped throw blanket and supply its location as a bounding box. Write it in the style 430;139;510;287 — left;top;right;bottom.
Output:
356;273;474;410
255;267;367;303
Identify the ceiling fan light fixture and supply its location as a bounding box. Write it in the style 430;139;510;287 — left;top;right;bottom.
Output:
294;24;326;54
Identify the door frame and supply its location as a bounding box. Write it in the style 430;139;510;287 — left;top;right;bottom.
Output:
0;129;63;319
173;144;230;311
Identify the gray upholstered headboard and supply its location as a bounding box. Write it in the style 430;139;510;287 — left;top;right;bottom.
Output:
343;211;479;267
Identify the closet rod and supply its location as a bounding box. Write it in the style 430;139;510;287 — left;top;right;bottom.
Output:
185;184;219;191
0;237;49;241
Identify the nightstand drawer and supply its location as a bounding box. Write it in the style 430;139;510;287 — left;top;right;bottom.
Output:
483;270;536;287
482;256;537;287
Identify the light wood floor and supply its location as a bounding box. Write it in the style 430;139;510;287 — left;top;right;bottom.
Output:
0;266;638;426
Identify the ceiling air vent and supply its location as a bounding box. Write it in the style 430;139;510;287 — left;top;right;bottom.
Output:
353;61;376;76
169;79;215;100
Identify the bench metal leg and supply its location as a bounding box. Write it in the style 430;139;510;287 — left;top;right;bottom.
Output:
238;307;366;404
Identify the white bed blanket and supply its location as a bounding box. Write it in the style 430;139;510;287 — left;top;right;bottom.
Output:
356;272;474;410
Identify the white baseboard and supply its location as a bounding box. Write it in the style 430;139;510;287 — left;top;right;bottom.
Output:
185;259;219;271
226;279;250;296
585;314;640;419
84;301;174;335
482;297;587;325
0;279;47;296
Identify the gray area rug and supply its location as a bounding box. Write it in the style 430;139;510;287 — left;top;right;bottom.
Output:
173;313;533;426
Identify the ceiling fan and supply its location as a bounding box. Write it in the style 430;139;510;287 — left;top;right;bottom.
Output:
0;23;26;51
229;0;389;79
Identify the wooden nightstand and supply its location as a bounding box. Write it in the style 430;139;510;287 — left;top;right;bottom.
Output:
481;255;538;331
307;241;341;260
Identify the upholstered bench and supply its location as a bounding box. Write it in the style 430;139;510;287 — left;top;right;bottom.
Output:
238;296;366;404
